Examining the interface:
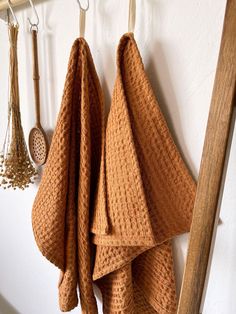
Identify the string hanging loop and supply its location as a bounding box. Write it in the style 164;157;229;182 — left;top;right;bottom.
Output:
7;0;19;26
128;0;136;33
77;0;89;38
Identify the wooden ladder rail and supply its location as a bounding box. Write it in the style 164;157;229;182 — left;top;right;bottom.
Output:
177;0;236;313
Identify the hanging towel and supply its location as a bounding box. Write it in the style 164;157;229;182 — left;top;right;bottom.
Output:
91;33;196;313
32;38;105;313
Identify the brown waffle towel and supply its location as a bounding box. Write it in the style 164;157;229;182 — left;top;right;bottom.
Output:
91;33;196;313
32;33;196;314
32;38;105;313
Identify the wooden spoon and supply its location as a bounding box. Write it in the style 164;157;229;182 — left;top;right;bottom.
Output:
29;29;48;166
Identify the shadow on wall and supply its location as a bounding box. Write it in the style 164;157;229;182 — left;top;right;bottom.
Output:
145;40;198;180
0;294;20;314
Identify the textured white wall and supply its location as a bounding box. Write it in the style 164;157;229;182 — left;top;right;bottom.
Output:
0;0;234;313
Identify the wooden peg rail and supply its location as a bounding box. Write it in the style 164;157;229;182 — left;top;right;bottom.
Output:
0;0;28;11
0;0;47;11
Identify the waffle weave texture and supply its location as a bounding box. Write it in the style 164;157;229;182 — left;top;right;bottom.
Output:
91;33;196;313
32;38;105;313
32;33;196;314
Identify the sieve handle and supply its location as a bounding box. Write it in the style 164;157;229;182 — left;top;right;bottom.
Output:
32;29;41;127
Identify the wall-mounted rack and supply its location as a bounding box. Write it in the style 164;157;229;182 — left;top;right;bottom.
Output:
0;0;30;11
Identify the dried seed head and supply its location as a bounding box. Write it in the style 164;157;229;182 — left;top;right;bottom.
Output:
0;24;37;190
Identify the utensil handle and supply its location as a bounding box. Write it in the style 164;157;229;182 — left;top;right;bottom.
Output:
32;29;41;127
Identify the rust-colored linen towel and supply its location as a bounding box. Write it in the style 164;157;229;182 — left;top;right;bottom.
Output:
32;38;105;313
91;33;197;313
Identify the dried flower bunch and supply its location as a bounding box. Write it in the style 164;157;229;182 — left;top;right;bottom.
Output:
0;24;37;190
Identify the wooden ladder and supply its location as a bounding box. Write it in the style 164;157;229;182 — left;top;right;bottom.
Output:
177;0;236;313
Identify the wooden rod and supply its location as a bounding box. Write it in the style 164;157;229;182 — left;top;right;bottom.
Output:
198;105;236;314
0;0;29;11
177;0;236;313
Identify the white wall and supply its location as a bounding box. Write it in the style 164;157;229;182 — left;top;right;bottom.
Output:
0;0;235;313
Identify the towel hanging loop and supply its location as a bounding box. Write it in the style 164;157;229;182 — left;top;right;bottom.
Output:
27;0;39;32
76;0;89;38
128;0;136;33
7;0;19;26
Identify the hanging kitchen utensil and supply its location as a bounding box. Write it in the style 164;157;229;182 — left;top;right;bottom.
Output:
28;1;48;166
0;1;37;190
28;29;48;165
